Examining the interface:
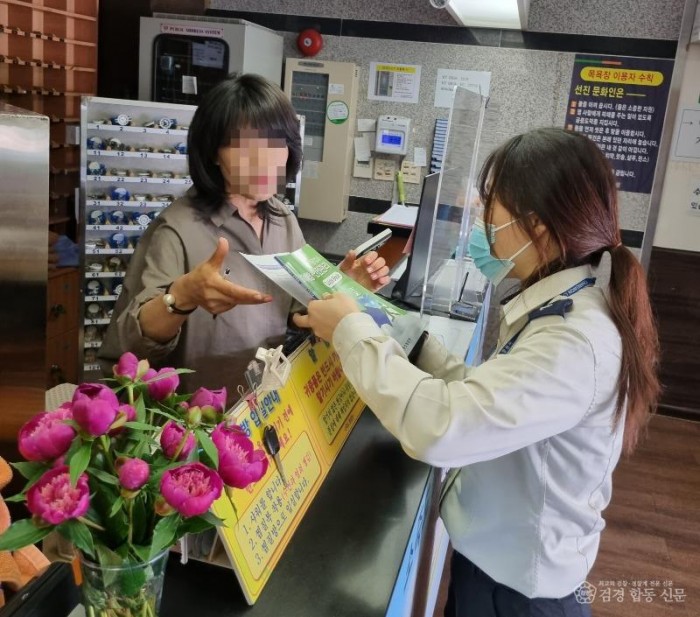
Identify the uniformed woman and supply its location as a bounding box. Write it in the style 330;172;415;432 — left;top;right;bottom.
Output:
294;127;660;617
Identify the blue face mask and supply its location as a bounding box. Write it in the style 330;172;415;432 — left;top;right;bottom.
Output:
468;218;532;286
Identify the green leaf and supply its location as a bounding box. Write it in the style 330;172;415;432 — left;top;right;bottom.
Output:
95;544;123;589
64;435;83;461
88;467;119;486
57;519;95;558
131;497;148;545
134;394;146;424
178;516;214;536
149;515;180;559
130;544;151;562
109;496;125;518
143;369;194;386
150;408;180;422
69;442;92;487
117;558;147;597
198;511;225;527
168;394;190;406
96;543;123;567
92;487;128;546
10;461;47;481
4;493;27;503
0;520;52;551
124;421;159;431
178;511;223;536
195;429;218;468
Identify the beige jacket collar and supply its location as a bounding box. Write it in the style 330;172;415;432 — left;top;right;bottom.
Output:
502;264;596;327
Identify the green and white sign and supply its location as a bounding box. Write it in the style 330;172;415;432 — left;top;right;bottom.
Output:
327;101;349;125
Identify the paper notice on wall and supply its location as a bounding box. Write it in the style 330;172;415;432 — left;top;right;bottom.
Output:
671;107;700;162
329;83;344;95
182;75;198;95
354;135;371;162
357;118;376;132
413;147;427;167
368;62;421;104
434;69;491;108
689;177;700;215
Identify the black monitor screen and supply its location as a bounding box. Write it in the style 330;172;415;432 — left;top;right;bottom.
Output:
392;173;462;307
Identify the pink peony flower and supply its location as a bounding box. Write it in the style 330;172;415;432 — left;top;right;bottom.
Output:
117;458;149;491
18;407;75;462
71;383;120;436
113;352;138;380
160;462;223;518
144;368;179;401
160;421;195;461
113;352;150;381
26;466;90;525
109;404;136;436
189;388;227;422
212;424;269;489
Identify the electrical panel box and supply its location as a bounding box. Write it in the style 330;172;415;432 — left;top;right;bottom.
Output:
139;13;283;104
284;59;359;223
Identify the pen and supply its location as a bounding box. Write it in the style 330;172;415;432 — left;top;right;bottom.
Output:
213;267;231;320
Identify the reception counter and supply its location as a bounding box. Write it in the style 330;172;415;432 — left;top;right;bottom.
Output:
14;314;480;617
161;410;433;617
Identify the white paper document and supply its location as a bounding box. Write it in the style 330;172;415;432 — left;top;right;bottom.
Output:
354;135;372;162
240;254;314;305
357;118;377;132
374;204;418;228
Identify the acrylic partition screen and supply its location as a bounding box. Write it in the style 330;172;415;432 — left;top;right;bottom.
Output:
419;87;502;324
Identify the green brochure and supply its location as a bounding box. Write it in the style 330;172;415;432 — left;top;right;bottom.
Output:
242;244;405;327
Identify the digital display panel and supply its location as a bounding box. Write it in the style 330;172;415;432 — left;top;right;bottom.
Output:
381;133;403;145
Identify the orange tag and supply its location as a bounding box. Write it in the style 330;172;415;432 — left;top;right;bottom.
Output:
70;555;83;586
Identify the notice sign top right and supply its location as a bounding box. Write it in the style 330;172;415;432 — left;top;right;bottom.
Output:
566;55;673;194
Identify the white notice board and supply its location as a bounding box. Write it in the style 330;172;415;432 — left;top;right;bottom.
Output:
434;69;491;108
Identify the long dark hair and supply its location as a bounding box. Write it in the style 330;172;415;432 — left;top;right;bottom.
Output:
187;73;303;215
478;127;659;454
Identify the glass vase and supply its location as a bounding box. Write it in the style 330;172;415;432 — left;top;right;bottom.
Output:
79;549;169;617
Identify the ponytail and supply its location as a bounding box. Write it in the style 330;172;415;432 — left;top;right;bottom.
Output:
607;245;660;454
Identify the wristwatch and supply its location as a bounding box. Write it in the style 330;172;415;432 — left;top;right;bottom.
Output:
159;282;196;315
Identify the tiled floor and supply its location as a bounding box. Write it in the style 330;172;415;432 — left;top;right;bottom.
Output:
433;415;700;616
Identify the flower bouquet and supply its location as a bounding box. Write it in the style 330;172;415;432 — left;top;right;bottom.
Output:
0;353;269;617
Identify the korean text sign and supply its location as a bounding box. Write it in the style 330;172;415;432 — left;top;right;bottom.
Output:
565;55;673;193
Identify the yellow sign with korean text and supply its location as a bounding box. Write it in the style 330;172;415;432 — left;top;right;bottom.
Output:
210;337;365;604
580;67;664;86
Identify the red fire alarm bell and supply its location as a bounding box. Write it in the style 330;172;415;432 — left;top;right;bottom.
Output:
297;28;323;57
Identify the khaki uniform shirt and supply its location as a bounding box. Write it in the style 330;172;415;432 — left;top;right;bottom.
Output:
332;262;625;598
98;191;305;399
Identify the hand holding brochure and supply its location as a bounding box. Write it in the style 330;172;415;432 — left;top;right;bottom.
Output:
242;244;405;327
